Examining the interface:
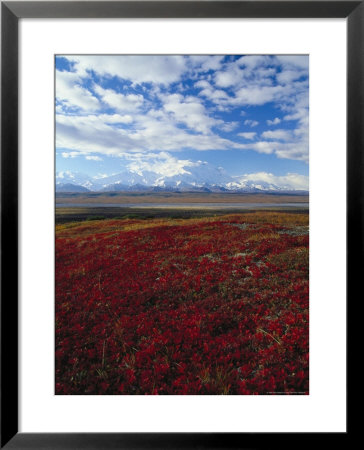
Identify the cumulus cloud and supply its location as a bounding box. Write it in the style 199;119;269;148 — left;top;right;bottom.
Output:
197;84;230;102
204;55;308;162
238;132;256;140
235;85;288;106
267;117;281;126
161;93;222;134
261;129;292;141
94;85;144;112
214;66;243;88
276;55;309;70
236;55;273;69
100;114;134;124
220;122;239;132
230;138;308;162
125;152;200;177
56;70;100;112
86;155;103;161
61;151;79;158
188;55;225;72
244;120;259;127
56;109;246;156
61;151;102;161
56;55;309;165
194;80;211;89
236;171;309;190
276;69;305;85
64;55;187;85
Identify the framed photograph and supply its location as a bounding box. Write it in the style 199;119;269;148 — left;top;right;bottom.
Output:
1;1;356;447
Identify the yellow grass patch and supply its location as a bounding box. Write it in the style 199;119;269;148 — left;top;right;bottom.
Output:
56;212;308;239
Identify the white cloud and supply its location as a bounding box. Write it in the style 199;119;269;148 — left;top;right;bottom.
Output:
188;55;225;72
244;119;259;127
276;69;305;85
125;152;200;177
276;55;309;70
198;87;230;102
56;109;247;156
261;129;292;141
61;150;102;161
99;114;133;124
235;85;288;106
56;55;309;163
214;57;276;91
65;55;187;85
161;93;220;134
236;55;272;69
56;70;100;112
233;139;308;162
94;173;109;179
238;132;256;140
267;117;281;126
250;141;276;154
61;151;79;159
85;155;102;161
94;85;144;112
194;80;211;89
235;171;309;190
56;114;137;155
214;66;242;88
220;122;239;132
194;80;231;104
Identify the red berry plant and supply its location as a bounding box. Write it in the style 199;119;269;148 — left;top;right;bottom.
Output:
55;212;309;395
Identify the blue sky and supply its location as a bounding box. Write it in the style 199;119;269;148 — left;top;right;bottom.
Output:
56;55;309;190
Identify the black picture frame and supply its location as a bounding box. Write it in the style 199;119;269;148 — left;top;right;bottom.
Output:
1;1;357;448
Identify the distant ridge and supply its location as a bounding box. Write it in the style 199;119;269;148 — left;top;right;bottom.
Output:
56;164;308;194
56;183;90;193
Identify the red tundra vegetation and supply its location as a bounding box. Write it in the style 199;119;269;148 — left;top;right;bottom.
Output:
55;212;309;395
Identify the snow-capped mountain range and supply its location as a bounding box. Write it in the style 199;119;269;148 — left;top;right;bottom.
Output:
56;163;308;193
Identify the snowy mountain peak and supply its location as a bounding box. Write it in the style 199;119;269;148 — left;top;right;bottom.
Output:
56;163;308;193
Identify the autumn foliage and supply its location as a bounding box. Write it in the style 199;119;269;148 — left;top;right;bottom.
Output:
56;212;309;395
